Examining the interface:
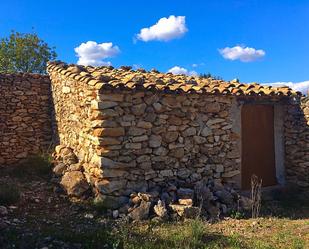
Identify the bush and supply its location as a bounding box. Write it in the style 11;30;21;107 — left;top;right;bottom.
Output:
12;153;52;178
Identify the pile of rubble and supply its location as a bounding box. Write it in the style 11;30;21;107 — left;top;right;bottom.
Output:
51;145;251;221
117;180;251;221
51;146;90;198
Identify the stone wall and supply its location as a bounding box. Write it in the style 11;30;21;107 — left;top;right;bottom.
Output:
47;63;243;204
89;91;242;198
47;64;99;166
0;73;52;165
285;96;309;187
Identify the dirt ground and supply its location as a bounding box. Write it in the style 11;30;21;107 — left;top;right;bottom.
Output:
0;164;308;249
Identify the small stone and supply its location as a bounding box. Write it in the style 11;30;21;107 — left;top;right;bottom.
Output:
128;200;151;220
132;103;147;115
222;170;240;178
183;206;200;218
0;206;8;216
193;136;207;144
214;190;234;205
99;93;124;102
53;162;67;176
84;213;94;219
112;210;119;219
177;188;194;199
205;102;220;113
68;163;83;171
160;169;173;177
206;204;220;217
163;131;179;143
154;200;168;218
62;86;71;93
201;127;212;137
149;135;162;148
97;179;127;194
215;165;224;173
93;127;125;137
137;121;153;129
128;127;146;136
153;102;163;113
221;204;228;214
169;148;185;158
169;204;199;218
182;127;196;137
125;143;142;150
178;199;193;206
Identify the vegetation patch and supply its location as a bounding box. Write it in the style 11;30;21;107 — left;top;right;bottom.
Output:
10;154;52;179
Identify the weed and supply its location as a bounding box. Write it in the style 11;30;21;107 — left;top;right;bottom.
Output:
230;211;246;219
189;218;205;247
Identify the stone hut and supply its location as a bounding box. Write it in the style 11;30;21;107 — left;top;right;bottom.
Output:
47;61;308;206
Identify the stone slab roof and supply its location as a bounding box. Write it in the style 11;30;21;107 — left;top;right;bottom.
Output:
47;61;301;97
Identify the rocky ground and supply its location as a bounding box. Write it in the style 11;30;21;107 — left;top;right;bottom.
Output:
1;164;309;249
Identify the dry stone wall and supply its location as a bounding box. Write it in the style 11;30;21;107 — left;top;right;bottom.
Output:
0;73;52;164
89;90;242;201
47;64;99;166
47;63;243;205
285;96;309;187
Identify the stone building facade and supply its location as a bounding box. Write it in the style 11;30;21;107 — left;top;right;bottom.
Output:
0;73;52;165
285;96;309;187
1;61;308;208
47;61;309;206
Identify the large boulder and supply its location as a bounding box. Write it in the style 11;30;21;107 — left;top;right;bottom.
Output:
60;171;89;197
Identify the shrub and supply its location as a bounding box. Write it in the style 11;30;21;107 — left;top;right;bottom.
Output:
12;153;52;179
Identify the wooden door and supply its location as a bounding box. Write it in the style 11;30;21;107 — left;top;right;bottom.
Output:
241;105;277;190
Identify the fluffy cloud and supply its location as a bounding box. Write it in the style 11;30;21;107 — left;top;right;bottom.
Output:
168;66;197;76
219;45;265;62
262;81;309;95
137;15;188;42
74;41;120;66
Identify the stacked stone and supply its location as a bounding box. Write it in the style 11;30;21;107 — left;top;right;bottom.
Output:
0;73;51;165
88;90;242;205
47;63;103;169
285;96;309;188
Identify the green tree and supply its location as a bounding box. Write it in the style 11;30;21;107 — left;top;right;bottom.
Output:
0;31;57;74
199;73;223;80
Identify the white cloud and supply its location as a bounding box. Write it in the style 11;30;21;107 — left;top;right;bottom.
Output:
192;63;205;68
219;45;265;62
137;15;188;42
168;66;197;76
262;81;309;95
74;41;120;66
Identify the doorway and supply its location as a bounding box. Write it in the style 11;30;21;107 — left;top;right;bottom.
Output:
241;104;277;189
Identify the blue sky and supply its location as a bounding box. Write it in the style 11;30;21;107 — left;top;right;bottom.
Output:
1;0;309;93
